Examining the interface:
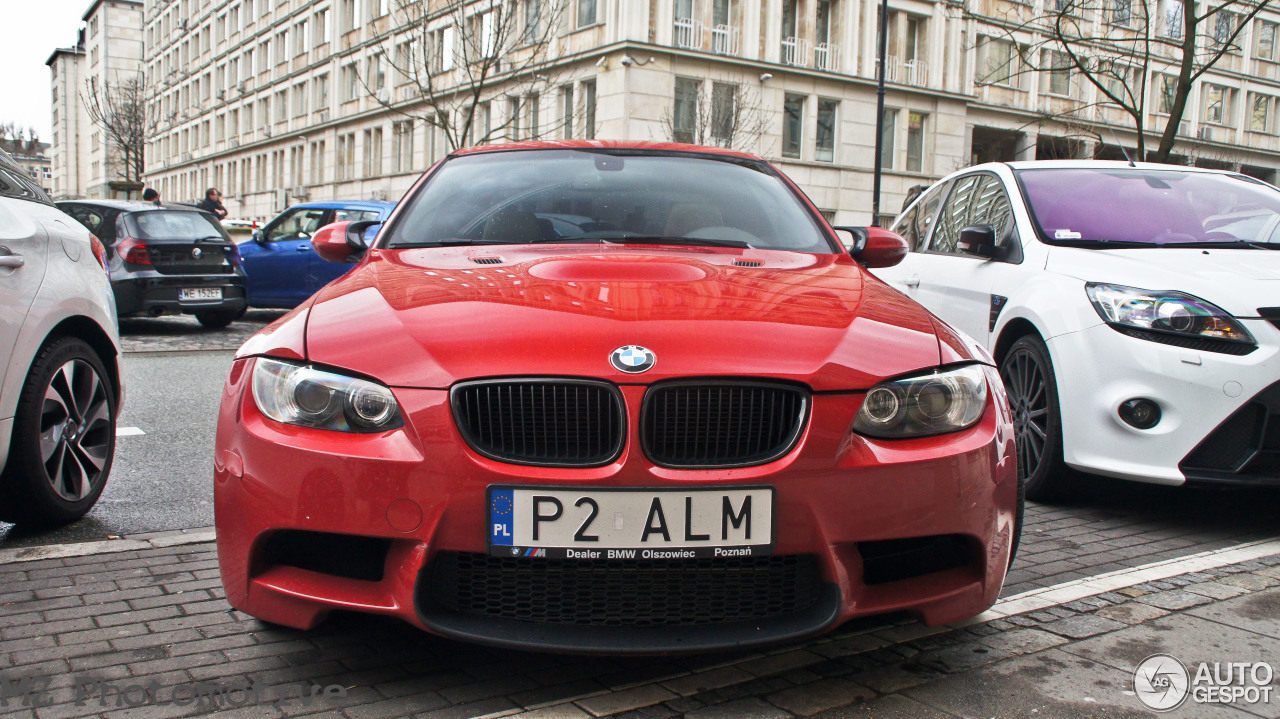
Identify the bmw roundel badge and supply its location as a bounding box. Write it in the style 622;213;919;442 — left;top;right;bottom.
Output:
610;345;656;374
191;247;203;259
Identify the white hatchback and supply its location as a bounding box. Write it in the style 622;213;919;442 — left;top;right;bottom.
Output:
874;160;1280;500
0;149;123;525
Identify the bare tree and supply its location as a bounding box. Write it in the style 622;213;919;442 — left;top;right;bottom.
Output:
83;74;156;184
974;0;1270;161
660;81;771;152
355;0;574;150
0;124;44;157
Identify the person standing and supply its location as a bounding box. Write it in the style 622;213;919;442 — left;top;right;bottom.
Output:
198;188;228;219
142;188;161;206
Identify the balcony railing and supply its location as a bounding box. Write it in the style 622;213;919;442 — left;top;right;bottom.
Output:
872;54;899;82
674;17;704;49
781;37;810;66
902;58;928;87
711;24;740;55
814;42;840;71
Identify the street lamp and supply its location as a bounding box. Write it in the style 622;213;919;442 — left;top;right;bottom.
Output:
871;0;889;227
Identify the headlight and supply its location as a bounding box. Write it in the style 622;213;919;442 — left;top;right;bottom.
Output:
853;364;988;438
251;357;403;432
1085;283;1255;346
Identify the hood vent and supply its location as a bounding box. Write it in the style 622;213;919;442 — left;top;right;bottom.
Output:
471;257;504;265
733;260;763;267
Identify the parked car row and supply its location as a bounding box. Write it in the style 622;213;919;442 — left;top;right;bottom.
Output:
876;160;1280;498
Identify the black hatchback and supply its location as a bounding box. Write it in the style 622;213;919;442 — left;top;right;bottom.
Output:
57;200;247;328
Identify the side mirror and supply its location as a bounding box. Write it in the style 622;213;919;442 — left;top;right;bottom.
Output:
957;224;1000;258
834;226;909;268
251;230;263;244
312;220;379;263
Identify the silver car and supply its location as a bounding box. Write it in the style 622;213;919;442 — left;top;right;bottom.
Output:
0;149;123;526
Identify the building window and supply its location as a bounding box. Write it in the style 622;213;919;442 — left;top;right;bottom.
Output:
1157;74;1176;114
432;26;456;73
528;92;540;139
276;91;287;122
906;111;925;172
1250;93;1272;132
982;38;1014;85
368;53;386;90
508;97;523;140
1047;50;1071;95
336;133;355;181
315;73;330;109
393;120;414;172
293;83;307;116
673;77;700;144
783;94;804;158
316;8;330;43
1258;21;1277;60
561;85;575;138
578;0;596;27
1164;0;1183;39
524;0;543;42
364;128;383;176
343;63;359;102
815;99;837;162
582;80;596;139
310;140;325;183
711;83;736;148
1111;0;1130;25
1213;11;1236;46
881;108;897;169
1204;84;1232;124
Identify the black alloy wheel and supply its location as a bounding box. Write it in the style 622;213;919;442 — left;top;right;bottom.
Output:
0;337;116;526
999;335;1069;503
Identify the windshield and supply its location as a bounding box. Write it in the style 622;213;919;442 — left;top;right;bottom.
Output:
125;210;228;241
1018;167;1280;246
384;149;835;253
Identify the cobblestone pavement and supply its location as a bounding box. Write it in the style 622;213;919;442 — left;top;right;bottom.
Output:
1;533;1277;718
118;310;287;354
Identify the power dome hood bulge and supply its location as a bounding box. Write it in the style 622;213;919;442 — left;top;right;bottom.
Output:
300;248;951;391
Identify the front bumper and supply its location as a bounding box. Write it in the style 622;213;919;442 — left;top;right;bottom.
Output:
1049;320;1280;486
214;359;1017;653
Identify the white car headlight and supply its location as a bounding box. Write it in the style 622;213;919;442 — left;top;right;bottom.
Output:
1085;283;1255;348
853;364;989;439
251;357;402;432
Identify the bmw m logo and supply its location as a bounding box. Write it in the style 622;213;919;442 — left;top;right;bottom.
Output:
610;345;655;374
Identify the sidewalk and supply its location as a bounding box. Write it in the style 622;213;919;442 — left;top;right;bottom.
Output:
2;530;1278;719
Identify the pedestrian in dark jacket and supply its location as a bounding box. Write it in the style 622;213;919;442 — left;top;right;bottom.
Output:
198;188;228;219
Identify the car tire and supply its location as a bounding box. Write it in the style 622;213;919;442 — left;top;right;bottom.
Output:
196;309;239;329
1000;335;1070;503
0;337;117;526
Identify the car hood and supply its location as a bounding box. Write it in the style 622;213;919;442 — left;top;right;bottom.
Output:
1046;246;1280;316
301;246;948;391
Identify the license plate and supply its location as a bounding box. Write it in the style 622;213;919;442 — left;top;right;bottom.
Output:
179;287;222;301
488;486;774;559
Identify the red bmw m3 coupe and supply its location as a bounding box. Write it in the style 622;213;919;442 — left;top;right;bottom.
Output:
214;141;1019;654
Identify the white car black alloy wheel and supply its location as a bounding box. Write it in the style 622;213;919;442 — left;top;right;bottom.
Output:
999;335;1068;502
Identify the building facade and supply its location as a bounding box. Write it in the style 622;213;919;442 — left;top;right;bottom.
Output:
137;0;1280;225
47;0;145;200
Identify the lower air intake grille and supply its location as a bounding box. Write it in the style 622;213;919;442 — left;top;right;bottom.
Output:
451;379;625;467
641;382;809;467
424;552;822;627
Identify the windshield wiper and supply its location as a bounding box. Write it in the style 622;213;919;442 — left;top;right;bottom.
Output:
541;233;752;249
1172;240;1280;250
1046;238;1154;248
387;239;526;248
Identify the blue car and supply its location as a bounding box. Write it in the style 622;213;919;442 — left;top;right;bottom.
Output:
238;201;396;308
